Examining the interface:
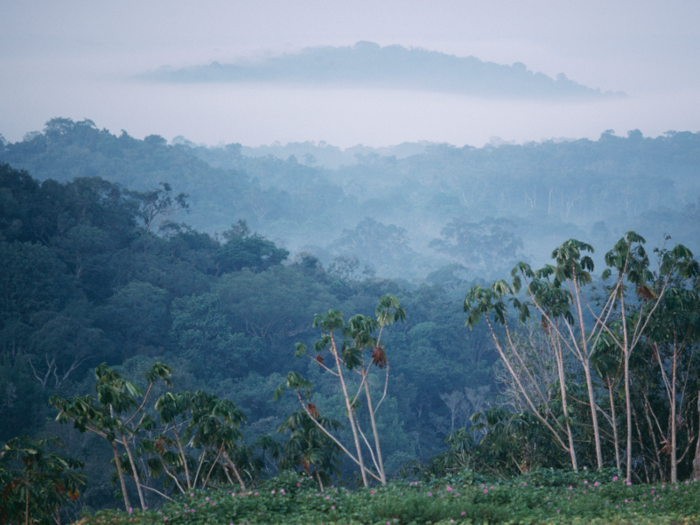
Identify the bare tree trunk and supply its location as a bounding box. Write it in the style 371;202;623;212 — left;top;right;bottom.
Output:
552;333;577;470
363;379;386;484
671;343;678;483
693;391;700;480
330;332;368;486
112;442;132;511
203;448;224;488
632;404;651;483
172;425;191;489
485;318;574;466
607;378;621;475
620;291;633;481
642;399;662;481
120;433;146;510
572;277;603;468
583;360;604;468
223;450;246;490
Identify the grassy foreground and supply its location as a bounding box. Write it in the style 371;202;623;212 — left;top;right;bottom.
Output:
78;472;700;525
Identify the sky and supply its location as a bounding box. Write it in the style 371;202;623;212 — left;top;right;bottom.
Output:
1;0;699;148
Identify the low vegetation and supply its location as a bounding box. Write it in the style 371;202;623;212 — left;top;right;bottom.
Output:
78;471;700;525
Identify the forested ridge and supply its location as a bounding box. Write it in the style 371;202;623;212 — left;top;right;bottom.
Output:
1;119;700;524
143;41;623;100
0;160;494;518
3;119;700;281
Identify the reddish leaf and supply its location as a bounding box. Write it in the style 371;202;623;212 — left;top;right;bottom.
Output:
308;403;319;418
371;347;387;369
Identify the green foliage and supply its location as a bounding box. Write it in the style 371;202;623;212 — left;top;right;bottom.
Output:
430;217;525;280
51;362;173;511
0;436;86;525
277;410;342;487
215;233;289;274
515;467;620;488
72;475;700;525
145;389;251;493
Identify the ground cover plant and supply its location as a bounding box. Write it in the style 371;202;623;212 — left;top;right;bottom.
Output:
74;470;700;525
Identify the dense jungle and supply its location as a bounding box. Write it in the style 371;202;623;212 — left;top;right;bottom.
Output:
1;119;700;524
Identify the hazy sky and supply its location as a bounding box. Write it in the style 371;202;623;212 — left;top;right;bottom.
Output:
1;0;699;147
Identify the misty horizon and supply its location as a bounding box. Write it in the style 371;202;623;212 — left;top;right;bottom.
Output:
2;1;698;148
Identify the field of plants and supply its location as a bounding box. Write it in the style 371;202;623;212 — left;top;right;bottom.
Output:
77;470;700;525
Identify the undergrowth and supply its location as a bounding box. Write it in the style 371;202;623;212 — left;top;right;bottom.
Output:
76;470;700;525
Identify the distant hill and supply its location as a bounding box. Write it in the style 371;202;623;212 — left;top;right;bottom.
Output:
141;41;626;100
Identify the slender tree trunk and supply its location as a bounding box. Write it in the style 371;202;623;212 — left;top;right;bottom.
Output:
203;448;224;488
485;318;574;465
624;350;633;481
583;360;604;468
620;291;633;481
330;332;368;486
157;452;185;494
693;390;700;480
632;404;651;483
112;442;131;511
363;378;386;484
25;476;30;525
294;388;382;483
223;450;246;490
642;396;663;482
552;334;577;470
172;425;191;489
607;378;621;475
193;449;207;488
572;277;603;468
671;343;678;483
120;433;146;510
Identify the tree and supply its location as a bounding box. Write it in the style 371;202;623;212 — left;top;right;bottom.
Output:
601;234;699;480
215;236;289;275
277;410;342;491
464;280;578;470
275;295;405;486
330;218;416;276
464;233;700;480
0;436;85;525
145;390;248;493
510;239;603;469
50;362;172;511
430;217;524;280
636;250;700;482
130;182;188;235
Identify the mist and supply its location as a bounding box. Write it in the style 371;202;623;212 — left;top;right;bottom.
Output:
3;74;699;149
2;0;699;146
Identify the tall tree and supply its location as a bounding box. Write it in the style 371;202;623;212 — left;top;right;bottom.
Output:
51;362;172;511
275;295;405;486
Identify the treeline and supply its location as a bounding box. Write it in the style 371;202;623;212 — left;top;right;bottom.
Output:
3;119;700;281
0;163;493;515
458;236;700;485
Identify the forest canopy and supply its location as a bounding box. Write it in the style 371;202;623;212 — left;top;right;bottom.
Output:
1;119;700;523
